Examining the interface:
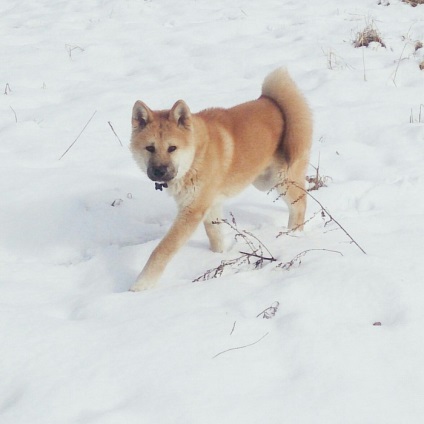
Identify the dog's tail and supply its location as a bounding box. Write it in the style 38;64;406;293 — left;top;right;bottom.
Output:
261;68;312;165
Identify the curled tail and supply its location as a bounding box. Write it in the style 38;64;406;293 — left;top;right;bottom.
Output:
262;68;312;165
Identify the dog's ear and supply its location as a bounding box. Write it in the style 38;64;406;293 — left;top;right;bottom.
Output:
132;101;153;130
170;100;191;129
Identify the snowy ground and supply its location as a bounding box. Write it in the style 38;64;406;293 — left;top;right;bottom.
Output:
1;0;424;423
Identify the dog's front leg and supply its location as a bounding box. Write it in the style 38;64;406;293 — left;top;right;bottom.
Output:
203;203;224;253
130;206;207;291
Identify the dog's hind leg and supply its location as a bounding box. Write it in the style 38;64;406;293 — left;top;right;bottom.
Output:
254;160;308;231
277;159;308;231
204;203;224;253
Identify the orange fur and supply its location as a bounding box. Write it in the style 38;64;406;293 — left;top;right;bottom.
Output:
130;68;312;291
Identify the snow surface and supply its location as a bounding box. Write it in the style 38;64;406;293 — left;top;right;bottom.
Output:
1;0;424;423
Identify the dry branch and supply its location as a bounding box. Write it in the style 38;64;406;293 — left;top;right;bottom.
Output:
193;213;276;282
256;301;280;319
306;154;332;191
10;106;17;123
305;189;366;254
65;44;85;59
277;248;343;271
392;43;408;87
410;104;424;123
272;179;366;255
108;121;123;146
213;332;269;359
59;111;97;160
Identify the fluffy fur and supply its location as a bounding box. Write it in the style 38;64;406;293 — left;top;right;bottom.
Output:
130;68;312;291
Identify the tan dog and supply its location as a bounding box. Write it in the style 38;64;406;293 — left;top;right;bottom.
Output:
130;68;312;291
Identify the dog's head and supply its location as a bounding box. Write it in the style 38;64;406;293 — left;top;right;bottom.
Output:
130;100;195;183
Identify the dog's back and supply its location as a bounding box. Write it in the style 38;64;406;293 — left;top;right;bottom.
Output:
196;98;284;192
193;69;312;202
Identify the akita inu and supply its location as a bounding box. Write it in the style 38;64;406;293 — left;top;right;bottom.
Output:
130;68;312;291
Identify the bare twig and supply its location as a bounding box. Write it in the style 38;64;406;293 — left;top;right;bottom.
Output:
108;121;123;146
196;177;362;282
243;230;275;259
9;106;17;123
59;111;97;160
230;321;237;336
322;48;353;71
362;47;367;82
306;153;332;191
410;104;424;123
392;43;408;87
224;213;275;261
273;180;366;255
222;213;257;253
256;301;280;319
278;248;344;270
65;44;84;59
239;251;277;262
193;213;276;282
213;332;269;359
193;257;240;282
277;210;321;238
304;189;366;254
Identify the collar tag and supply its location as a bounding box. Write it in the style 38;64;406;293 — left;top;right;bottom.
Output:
155;182;168;191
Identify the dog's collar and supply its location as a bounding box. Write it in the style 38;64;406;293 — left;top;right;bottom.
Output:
155;182;168;191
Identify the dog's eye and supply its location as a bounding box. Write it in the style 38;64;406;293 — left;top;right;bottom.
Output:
146;145;155;153
168;146;177;153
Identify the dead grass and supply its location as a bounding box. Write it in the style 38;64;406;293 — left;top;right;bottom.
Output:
306;172;331;191
354;25;386;48
306;155;332;191
414;42;424;70
410;104;424;123
193;213;276;282
402;0;424;6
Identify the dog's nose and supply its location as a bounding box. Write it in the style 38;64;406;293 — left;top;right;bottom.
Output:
152;165;167;179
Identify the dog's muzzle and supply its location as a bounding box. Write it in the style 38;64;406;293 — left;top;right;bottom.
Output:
147;164;176;182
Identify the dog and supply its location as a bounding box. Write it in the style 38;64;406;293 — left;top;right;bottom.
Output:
129;68;312;291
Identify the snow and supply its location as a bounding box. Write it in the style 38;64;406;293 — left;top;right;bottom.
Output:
1;0;424;422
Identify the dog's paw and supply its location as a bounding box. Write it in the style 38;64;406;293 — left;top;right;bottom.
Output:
129;279;156;292
128;286;143;292
209;241;225;253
